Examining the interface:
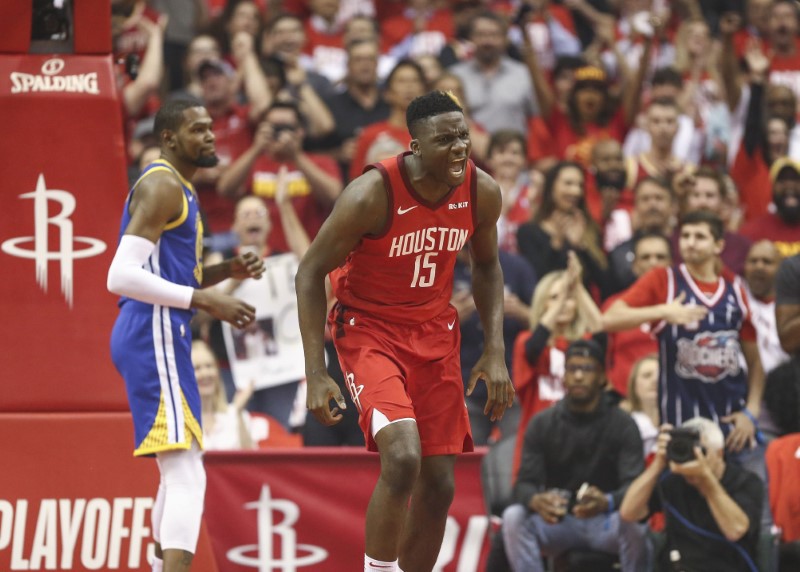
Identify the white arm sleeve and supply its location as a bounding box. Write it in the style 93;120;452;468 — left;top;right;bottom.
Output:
107;234;195;309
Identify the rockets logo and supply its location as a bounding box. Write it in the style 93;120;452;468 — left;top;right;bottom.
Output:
676;331;742;383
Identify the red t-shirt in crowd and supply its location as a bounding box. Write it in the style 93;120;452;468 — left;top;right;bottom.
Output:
349;121;412;182
769;41;800;103
740;213;800;258
729;143;773;222
602;292;658;397
382;9;454;56
546;107;627;168
511;332;575;477
620;266;756;342
249;153;341;253
766;434;800;542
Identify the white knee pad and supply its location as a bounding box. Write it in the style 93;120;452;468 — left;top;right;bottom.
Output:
155;441;206;552
151;479;166;544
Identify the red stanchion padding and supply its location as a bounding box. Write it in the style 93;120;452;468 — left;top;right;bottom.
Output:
0;55;129;413
0;413;219;572
0;3;32;54
74;0;112;54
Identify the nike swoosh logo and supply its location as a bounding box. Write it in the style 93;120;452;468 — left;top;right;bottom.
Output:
448;320;456;330
369;564;394;569
397;205;418;215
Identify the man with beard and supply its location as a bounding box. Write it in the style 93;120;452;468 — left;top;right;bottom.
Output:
741;157;800;257
607;176;675;294
451;10;537;134
190;34;271;236
502;339;648;572
585;139;633;251
107;100;265;572
217;100;343;253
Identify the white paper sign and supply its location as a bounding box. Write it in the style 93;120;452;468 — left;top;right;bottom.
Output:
222;253;305;390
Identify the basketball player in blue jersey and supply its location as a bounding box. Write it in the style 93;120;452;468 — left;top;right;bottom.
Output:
603;211;766;462
107;99;265;572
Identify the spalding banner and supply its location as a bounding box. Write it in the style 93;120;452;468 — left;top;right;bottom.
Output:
203;449;491;571
0;54;128;412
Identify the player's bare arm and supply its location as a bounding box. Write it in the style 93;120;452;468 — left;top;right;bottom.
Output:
602;292;708;332
467;169;514;421
202;252;265;287
296;169;388;425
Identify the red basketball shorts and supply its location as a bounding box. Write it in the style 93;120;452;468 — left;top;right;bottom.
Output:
329;303;473;456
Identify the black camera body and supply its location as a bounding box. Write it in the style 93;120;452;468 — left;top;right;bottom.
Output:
667;428;701;463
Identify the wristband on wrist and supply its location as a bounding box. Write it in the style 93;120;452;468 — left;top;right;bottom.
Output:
742;408;765;444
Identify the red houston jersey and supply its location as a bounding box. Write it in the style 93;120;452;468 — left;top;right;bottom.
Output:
332;152;478;324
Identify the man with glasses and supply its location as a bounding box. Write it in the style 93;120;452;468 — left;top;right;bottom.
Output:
502;339;648;572
217;100;343;253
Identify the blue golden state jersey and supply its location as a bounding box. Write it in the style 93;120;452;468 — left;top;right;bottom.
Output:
111;159;205;456
653;264;749;433
116;159;204;309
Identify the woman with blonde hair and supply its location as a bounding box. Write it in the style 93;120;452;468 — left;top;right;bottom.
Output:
192;339;256;450
622;354;660;457
510;253;603;473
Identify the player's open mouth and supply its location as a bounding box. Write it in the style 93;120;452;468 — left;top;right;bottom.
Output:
449;159;466;176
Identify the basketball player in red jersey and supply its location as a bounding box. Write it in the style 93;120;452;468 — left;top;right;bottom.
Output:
296;91;514;572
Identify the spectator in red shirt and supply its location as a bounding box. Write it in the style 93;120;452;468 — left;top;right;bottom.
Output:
218;101;343;253
303;0;347;83
607;176;675;295
523;14;649;167
741;157;800;258
193;41;271;236
486;130;538;254
382;0;454;60
625;98;695;192
349;59;427;181
603;231;671;398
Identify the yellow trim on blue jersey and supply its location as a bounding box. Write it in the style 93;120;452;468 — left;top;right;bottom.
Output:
164;191;188;231
149;159;195;191
134;393;204;457
131;161;192;232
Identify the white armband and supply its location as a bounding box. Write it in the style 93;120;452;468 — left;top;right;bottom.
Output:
107;234;195;309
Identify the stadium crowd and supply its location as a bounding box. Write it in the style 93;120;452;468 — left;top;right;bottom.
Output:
111;0;800;570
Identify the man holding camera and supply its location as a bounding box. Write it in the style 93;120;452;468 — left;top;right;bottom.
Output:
620;418;763;571
502;340;648;572
217;100;343;254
